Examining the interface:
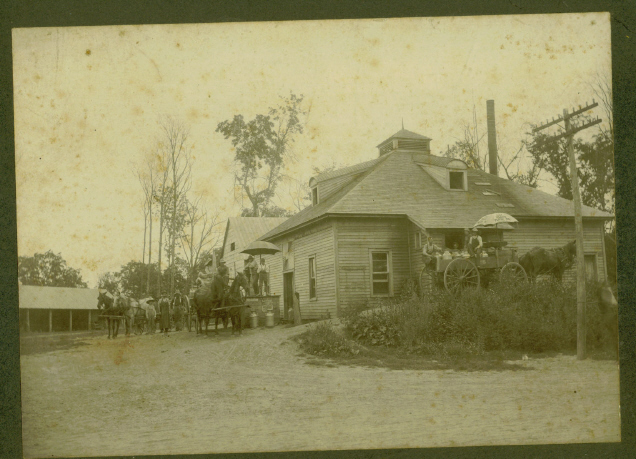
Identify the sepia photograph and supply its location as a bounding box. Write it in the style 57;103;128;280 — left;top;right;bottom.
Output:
13;13;619;457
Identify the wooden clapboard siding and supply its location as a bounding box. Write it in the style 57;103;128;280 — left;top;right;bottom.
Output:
506;218;606;282
337;217;410;309
222;221;245;278
270;222;336;319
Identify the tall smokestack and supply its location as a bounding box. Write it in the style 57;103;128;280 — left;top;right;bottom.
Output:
486;100;498;176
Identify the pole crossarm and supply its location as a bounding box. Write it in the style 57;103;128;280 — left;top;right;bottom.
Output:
532;100;599;133
532;118;602;144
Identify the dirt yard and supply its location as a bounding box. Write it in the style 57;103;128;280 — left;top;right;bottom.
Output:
20;323;620;457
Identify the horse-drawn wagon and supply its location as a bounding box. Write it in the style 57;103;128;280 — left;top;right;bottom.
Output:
420;213;527;295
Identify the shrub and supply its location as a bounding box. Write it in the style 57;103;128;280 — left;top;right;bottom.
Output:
296;321;361;357
343;278;615;358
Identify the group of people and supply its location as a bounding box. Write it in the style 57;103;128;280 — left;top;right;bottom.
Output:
421;228;484;269
196;255;270;297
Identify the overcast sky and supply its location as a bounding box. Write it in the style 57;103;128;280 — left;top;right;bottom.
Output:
13;13;611;288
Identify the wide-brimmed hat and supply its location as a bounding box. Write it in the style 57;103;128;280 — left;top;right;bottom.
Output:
204;259;214;267
470;228;479;232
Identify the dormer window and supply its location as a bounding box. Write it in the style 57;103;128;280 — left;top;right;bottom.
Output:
311;186;319;205
448;171;467;191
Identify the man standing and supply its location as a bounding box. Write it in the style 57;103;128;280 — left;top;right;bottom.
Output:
258;258;270;296
467;228;483;258
246;255;259;295
422;235;442;270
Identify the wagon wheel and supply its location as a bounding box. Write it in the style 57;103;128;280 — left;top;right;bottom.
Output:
419;267;435;295
444;258;480;295
134;320;145;335
499;262;528;284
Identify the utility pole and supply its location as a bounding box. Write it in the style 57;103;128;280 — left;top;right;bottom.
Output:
532;101;602;361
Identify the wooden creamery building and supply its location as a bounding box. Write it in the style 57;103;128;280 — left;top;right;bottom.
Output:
258;129;613;319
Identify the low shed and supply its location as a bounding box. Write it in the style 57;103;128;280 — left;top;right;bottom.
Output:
19;285;100;332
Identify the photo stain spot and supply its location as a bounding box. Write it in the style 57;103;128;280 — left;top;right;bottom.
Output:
86;49;91;55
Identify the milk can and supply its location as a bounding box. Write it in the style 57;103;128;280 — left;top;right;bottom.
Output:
250;312;258;329
265;311;275;328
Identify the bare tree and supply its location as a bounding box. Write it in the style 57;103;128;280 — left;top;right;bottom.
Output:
135;153;159;295
588;71;613;138
179;195;222;291
154;140;172;298
158;116;192;297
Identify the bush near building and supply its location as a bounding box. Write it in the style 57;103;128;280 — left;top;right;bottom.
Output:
339;279;616;360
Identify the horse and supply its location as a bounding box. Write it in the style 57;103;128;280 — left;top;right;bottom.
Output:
224;272;250;336
97;290;119;339
192;275;227;335
97;290;135;338
112;294;138;337
519;240;577;282
192;273;249;335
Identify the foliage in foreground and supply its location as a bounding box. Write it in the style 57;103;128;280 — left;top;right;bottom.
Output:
295;321;361;357
342;279;617;359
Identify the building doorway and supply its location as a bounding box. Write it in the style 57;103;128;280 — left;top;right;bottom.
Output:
283;272;294;321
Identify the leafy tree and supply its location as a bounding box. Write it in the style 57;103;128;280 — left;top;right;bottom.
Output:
18;251;87;288
97;272;120;292
527;122;614;214
216;93;307;216
119;261;161;298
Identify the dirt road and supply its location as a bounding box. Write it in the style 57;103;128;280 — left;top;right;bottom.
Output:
20;323;620;457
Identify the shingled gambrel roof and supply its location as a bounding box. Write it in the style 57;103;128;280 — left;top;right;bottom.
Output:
261;150;613;240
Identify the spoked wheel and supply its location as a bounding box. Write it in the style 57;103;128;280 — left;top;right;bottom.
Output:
444;258;480;295
419;267;435;295
134;321;145;335
500;262;528;283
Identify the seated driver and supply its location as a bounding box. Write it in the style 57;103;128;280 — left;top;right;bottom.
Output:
197;260;216;287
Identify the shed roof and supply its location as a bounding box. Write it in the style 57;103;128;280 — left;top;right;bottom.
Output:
261;149;613;240
220;217;288;258
19;285;101;310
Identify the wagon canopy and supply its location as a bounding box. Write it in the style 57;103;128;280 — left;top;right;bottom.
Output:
472;213;518;230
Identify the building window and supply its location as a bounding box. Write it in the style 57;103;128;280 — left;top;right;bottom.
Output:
312;187;319;205
230;242;235;251
287;241;293;253
414;231;421;249
371;251;391;296
309;256;316;299
449;171;466;190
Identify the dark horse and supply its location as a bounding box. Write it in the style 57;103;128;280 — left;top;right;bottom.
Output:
519;240;577;282
192;272;249;335
225;273;250;336
97;290;135;339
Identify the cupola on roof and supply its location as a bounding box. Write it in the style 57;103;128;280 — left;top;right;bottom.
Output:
377;129;432;156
